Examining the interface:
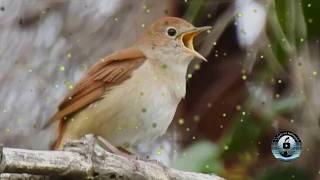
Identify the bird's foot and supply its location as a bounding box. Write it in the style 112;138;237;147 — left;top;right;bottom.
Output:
63;135;96;158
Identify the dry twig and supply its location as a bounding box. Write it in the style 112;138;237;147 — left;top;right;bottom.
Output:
0;135;223;180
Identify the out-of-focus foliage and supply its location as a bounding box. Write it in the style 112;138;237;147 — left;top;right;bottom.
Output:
173;0;320;179
172;140;222;173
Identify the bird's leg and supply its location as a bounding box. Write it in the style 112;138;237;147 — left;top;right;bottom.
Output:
94;136;167;170
95;135;136;159
95;135;120;153
117;146;134;155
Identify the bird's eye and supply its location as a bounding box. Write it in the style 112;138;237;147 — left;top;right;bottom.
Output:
166;27;177;37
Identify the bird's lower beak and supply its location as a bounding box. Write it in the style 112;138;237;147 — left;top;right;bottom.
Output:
179;26;211;61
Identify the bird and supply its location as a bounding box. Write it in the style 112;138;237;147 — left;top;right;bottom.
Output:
45;16;211;152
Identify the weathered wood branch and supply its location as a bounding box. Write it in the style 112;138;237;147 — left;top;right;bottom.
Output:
0;135;224;180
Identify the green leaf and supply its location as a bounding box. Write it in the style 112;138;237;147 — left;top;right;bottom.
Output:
184;0;206;24
219;114;268;158
172;140;222;173
302;0;320;38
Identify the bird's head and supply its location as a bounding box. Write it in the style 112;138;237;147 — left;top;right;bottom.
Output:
137;17;211;62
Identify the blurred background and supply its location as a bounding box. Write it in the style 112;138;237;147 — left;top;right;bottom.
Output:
0;0;319;179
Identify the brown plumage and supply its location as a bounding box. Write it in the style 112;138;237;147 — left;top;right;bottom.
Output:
46;47;146;149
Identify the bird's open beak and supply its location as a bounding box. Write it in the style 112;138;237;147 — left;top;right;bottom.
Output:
179;26;212;61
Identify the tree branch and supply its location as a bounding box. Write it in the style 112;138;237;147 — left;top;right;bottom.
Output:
0;135;224;180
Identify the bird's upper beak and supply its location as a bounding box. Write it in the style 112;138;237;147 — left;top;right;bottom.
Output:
178;26;212;61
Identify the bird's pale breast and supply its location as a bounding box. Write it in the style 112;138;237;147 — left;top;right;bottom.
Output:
60;60;184;149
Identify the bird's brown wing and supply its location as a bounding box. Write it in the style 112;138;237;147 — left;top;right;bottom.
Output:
45;47;146;149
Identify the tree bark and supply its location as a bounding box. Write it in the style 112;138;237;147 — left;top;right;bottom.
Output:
0;135;223;180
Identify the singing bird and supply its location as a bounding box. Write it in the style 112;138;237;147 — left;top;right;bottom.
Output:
46;17;210;151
